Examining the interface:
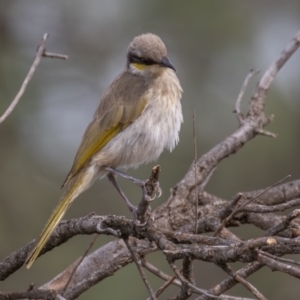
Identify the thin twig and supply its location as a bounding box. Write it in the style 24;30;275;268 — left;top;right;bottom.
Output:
62;234;99;296
193;109;199;234
42;51;68;60
234;69;260;123
124;238;157;300
255;128;277;138
0;33;68;124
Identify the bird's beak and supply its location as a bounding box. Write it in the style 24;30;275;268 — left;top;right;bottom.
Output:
160;56;176;72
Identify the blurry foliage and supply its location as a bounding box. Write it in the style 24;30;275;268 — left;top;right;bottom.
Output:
1;1;300;299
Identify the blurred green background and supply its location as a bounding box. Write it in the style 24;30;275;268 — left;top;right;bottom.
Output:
1;1;300;299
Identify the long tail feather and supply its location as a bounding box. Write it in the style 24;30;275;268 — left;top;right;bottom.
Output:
25;176;83;269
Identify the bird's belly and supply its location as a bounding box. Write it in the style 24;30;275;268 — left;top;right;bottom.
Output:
92;94;183;170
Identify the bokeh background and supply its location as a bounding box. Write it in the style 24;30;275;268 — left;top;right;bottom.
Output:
1;1;300;299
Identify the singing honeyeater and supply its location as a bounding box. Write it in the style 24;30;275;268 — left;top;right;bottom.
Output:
25;33;183;268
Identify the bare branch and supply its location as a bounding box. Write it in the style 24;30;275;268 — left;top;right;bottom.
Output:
0;33;68;124
42;51;68;60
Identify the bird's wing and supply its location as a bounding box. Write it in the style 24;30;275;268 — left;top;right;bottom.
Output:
62;72;148;188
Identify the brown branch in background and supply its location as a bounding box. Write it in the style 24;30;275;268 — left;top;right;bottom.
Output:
0;33;68;124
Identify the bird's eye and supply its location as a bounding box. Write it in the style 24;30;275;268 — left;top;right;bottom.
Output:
129;54;154;65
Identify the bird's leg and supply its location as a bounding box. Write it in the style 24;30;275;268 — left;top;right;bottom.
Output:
105;166;162;201
106;166;162;226
106;172;137;214
105;167;146;186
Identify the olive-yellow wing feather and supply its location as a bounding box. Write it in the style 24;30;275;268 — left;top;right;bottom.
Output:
62;71;149;187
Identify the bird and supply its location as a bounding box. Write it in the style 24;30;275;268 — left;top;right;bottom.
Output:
25;33;183;268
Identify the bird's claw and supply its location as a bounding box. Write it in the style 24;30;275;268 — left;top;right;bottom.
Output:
149;182;162;201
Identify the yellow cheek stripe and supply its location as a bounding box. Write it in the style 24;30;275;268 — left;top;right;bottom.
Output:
131;63;148;70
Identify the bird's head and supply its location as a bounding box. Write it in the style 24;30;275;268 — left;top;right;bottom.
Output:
127;33;176;77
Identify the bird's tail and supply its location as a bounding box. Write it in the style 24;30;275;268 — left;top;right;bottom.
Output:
25;175;84;269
